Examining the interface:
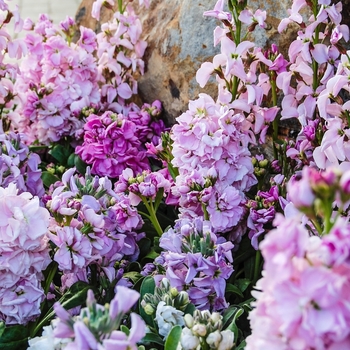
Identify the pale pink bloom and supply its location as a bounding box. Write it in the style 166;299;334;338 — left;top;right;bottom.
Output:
92;0;115;20
203;0;232;21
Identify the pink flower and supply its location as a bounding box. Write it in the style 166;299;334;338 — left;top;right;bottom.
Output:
50;226;93;272
92;0;115;20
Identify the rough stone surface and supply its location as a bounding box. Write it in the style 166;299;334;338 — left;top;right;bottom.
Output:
74;0;346;123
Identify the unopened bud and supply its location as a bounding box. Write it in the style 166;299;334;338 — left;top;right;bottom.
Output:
143;303;155;315
192;324;207;337
206;330;222;347
170;287;179;298
184;314;194;328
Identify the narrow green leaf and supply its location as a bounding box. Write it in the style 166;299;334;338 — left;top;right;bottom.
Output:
32;281;91;337
226;308;244;341
226;283;244;298
0;322;5;338
41;171;60;188
0;324;29;350
164;325;182;350
222;306;238;328
142;332;164;346
42;261;58;295
154;188;164;212
236;340;246;350
139;277;156;328
236;279;251;293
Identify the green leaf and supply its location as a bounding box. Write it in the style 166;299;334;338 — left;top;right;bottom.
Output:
236;340;246;350
183;303;196;316
226;308;244;341
32;281;91;337
138;238;152;261
74;155;88;175
139;277;156;328
226;283;244;298
164;325;182;350
120;325;130;336
41;171;60;188
236;279;251;293
49;144;71;165
67;153;76;167
42;261;58;295
222;306;238;328
243;255;256;281
123;271;143;284
154;188;164;212
143;249;159;261
0;324;29;350
167;163;178;181
142;332;164;346
0;322;5;338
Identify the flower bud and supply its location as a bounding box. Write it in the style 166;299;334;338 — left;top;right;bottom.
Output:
192;324;207;337
206;330;222;348
143;303;155;315
177;291;190;309
218;330;235;350
170;287;179;298
210;312;221;324
184;314;194;328
181;328;200;350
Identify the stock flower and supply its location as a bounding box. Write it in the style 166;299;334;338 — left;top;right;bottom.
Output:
50;226;93;272
155;301;185;338
76;111;151;178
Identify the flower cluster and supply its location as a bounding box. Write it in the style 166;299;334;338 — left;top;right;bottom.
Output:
247;166;350;349
13;15;100;145
95;4;148;113
28;286;146;349
171;94;256;233
179;310;235;350
75;105;165;178
0;127;44;197
141;278;189;338
0;183;50;325
46;167;143;290
158;217;234;311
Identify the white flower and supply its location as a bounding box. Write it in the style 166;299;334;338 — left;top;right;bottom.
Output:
155;301;184;338
206;330;222;348
180;327;200;350
218;330;235;350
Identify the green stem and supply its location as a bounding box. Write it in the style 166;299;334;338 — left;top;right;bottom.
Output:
141;197;163;236
311;218;323;235
201;203;209;221
231;76;240;102
118;0;123;13
323;200;333;235
253;250;261;285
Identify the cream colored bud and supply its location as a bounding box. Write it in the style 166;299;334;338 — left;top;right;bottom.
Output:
184;314;194;328
192;324;207;337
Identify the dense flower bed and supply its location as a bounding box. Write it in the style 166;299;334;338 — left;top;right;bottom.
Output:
0;0;349;349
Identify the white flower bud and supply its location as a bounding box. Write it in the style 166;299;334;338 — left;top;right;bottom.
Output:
218;330;235;350
192;324;207;337
181;327;200;350
206;330;222;348
184;314;194;328
210;312;221;323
